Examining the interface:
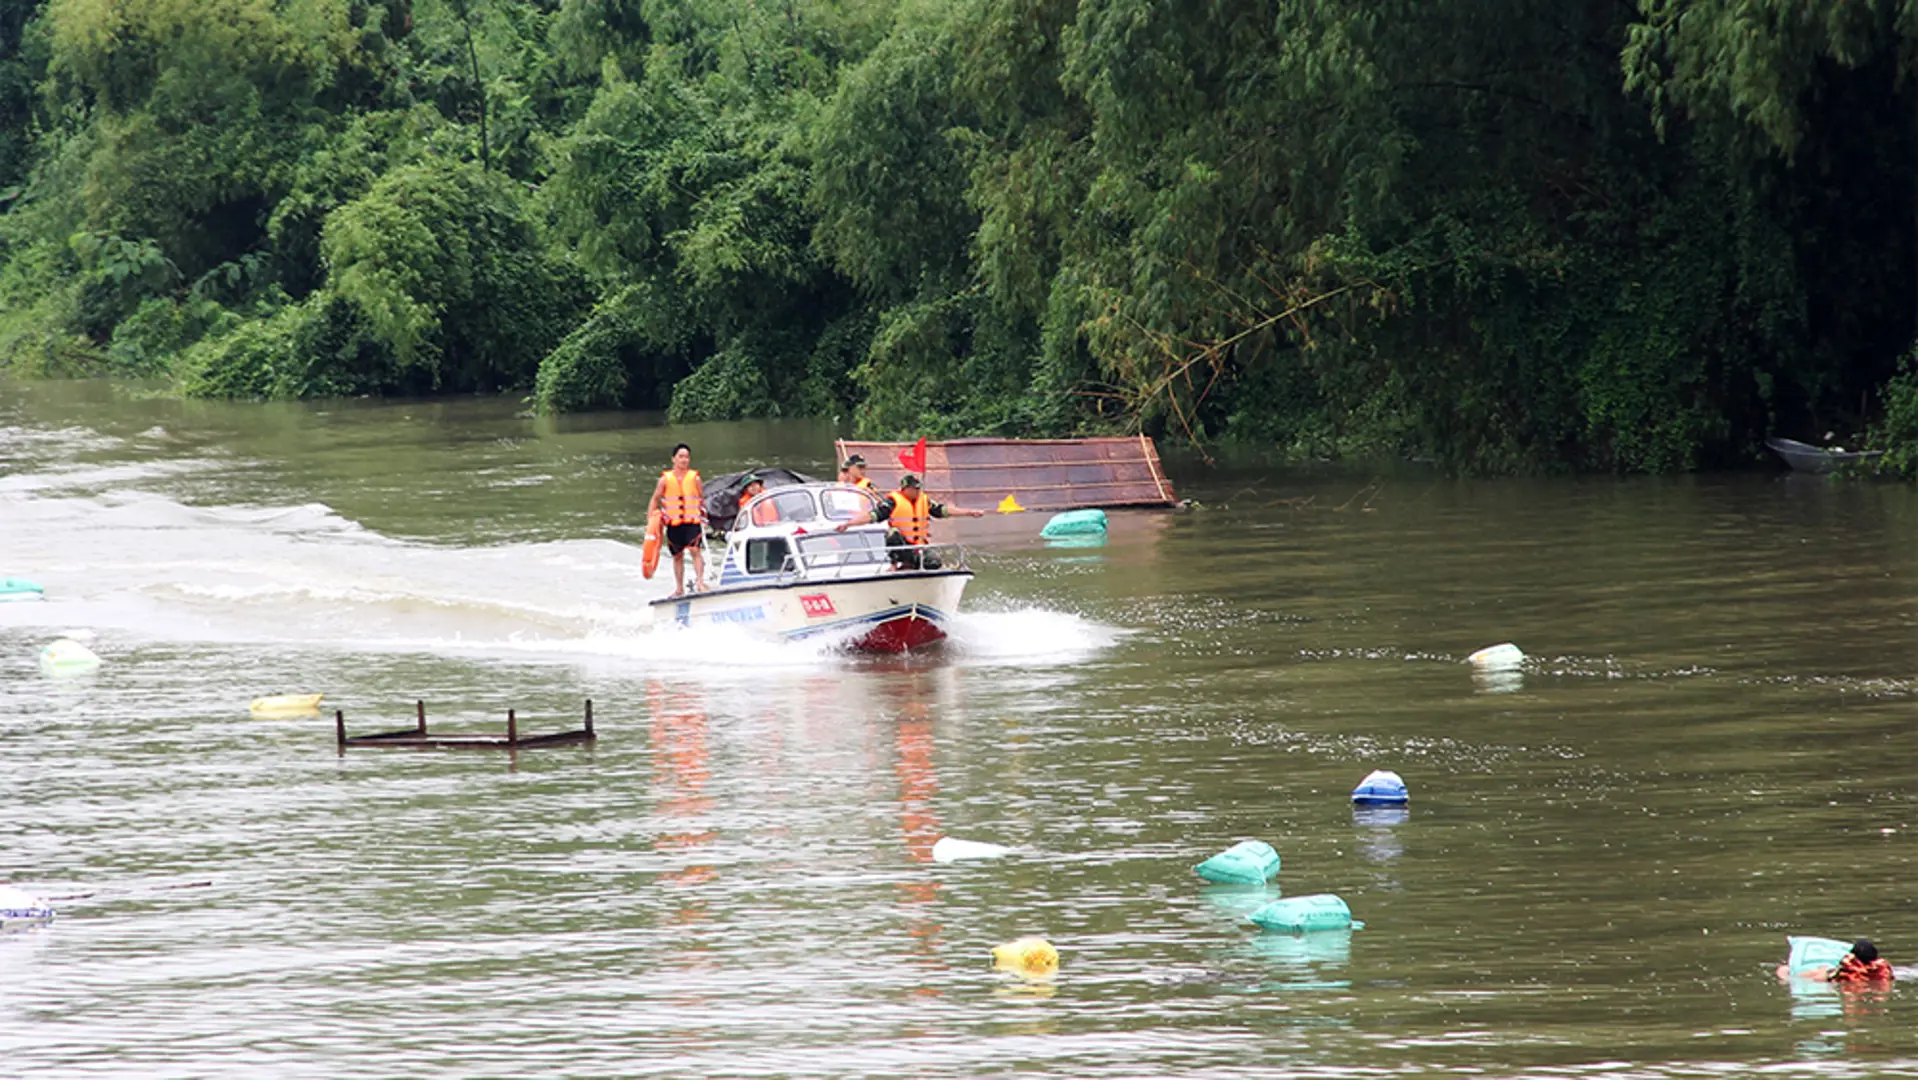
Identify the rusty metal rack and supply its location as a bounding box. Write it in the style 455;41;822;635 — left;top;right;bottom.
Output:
335;700;596;751
834;436;1178;512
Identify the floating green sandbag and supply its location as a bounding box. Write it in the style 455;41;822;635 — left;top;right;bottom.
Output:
1194;840;1282;884
1785;935;1851;977
1040;509;1108;538
1249;893;1355;932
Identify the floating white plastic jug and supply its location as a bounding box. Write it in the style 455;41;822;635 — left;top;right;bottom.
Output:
1249;893;1359;933
992;936;1059;980
0;885;55;930
1466;642;1524;670
1351;769;1409;805
1040;509;1108;538
249;693;325;717
931;836;1011;863
1195;840;1282;885
39;637;101;676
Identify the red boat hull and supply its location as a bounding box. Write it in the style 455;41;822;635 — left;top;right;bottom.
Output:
851;613;949;653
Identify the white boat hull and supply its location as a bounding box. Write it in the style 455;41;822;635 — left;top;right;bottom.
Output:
651;570;971;652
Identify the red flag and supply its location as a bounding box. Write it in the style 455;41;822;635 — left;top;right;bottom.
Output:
898;437;927;475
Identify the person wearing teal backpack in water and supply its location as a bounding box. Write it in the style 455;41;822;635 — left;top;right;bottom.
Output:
1777;938;1895;984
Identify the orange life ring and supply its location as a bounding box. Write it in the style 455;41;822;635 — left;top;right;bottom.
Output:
641;509;663;579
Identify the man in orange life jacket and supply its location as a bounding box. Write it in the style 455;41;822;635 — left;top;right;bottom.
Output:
840;454;876;491
648;443;706;596
739;474;781;527
835;472;983;568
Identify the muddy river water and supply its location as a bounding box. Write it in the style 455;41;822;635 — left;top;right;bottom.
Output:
2;378;1914;1077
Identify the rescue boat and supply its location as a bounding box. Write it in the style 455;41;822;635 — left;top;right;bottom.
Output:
647;482;971;653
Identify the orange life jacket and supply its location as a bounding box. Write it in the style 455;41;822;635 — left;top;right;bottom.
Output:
660;469;702;526
1833;956;1895;983
890;490;931;545
746;491;779;526
854;477;875;490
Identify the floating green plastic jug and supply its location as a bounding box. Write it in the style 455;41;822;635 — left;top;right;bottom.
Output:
1249;894;1356;932
1785;935;1851;977
1040;509;1108;538
1194;840;1281;885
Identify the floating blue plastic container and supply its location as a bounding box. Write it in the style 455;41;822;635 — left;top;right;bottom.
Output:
1249;894;1357;933
1351;769;1409;806
1039;509;1108;539
1352;805;1410;828
1194;840;1282;885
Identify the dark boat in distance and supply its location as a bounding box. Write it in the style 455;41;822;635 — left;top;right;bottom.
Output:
1765;436;1885;474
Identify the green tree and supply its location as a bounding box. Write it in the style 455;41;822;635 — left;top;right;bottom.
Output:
321;157;588;392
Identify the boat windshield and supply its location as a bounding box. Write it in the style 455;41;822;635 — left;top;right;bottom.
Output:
823;485;885;522
746;488;821;526
793;530;888;573
740;484;887;529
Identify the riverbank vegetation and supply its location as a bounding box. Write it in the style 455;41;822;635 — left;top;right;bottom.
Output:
4;0;1918;472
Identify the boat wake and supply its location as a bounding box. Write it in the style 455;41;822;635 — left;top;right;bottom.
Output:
0;488;1120;674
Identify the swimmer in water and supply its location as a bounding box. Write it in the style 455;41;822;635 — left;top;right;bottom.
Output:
1777;938;1895;984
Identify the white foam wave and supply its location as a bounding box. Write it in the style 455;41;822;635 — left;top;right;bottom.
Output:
944;605;1125;666
1;480;1122;671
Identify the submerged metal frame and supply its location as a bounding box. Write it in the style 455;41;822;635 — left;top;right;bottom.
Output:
335;700;597;751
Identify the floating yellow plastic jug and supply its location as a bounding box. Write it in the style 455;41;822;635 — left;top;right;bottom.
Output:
249;693;325;717
997;494;1025;513
991;936;1058;980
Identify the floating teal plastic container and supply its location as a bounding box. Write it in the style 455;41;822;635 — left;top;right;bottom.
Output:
0;577;45;602
1040;509;1108;538
1249;894;1356;932
1785;935;1851;977
1194;840;1281;885
1249;926;1353;968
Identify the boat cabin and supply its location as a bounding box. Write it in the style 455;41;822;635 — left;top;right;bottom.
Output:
717;484;893;587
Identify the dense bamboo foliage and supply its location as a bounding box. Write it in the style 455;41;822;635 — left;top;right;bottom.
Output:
4;0;1918;471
